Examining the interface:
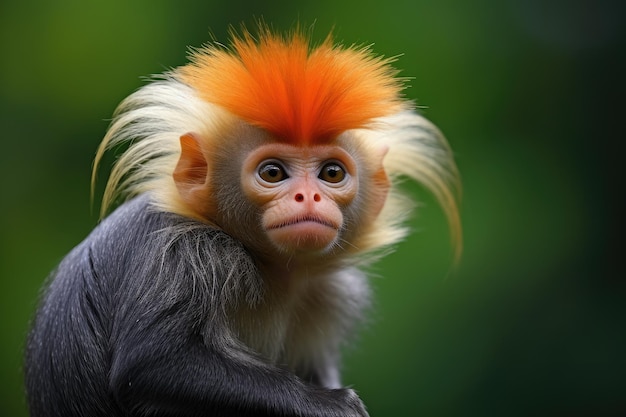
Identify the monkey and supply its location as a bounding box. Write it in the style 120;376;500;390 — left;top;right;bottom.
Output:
24;25;461;417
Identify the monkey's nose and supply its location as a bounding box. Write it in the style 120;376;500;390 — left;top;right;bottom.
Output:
294;193;321;202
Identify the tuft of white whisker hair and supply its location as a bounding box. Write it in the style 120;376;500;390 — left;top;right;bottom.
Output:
92;75;235;221
353;110;462;262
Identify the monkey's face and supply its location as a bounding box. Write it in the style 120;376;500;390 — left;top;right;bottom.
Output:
241;143;358;255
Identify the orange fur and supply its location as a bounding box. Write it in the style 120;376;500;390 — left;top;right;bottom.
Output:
179;26;406;145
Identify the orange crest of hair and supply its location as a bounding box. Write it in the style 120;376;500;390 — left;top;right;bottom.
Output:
179;26;407;145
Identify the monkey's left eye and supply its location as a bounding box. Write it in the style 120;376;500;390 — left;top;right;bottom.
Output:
258;162;288;183
318;163;346;184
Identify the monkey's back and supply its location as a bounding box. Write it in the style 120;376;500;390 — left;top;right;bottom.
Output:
25;195;242;417
24;197;154;416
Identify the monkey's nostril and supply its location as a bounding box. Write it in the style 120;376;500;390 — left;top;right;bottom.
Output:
313;194;321;202
295;193;304;202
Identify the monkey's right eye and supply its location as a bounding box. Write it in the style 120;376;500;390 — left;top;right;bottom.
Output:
258;162;288;183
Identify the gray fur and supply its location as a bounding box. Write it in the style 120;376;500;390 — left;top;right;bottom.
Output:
25;195;370;416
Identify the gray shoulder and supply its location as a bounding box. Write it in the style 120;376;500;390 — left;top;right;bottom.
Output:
52;194;259;300
88;194;256;278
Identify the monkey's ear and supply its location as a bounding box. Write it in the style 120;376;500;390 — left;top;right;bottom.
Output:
368;144;391;221
173;133;216;220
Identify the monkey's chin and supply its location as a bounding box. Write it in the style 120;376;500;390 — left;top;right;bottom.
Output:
267;221;338;253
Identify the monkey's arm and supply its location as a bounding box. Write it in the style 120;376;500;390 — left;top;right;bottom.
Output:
109;328;366;417
105;204;368;417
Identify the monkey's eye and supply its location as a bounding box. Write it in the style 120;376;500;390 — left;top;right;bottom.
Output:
318;162;346;184
258;162;288;183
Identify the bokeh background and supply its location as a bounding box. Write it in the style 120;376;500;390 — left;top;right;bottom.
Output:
1;0;624;416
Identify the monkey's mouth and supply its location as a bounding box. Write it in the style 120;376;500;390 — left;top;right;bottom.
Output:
266;215;340;252
268;216;338;230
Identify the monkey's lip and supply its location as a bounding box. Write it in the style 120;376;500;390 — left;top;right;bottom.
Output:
266;216;339;251
267;216;338;230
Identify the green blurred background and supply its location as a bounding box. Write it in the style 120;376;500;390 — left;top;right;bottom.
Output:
1;0;624;416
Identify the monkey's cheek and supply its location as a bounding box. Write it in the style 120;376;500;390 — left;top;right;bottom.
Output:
267;222;338;252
